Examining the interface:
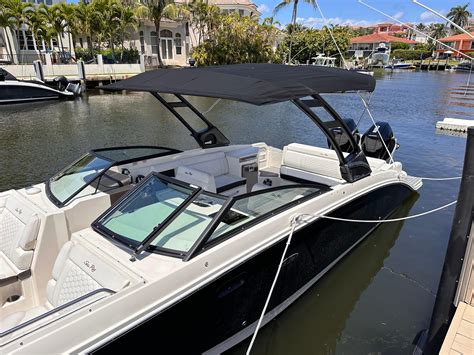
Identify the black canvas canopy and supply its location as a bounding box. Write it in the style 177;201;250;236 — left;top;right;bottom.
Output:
0;68;17;81
104;64;376;105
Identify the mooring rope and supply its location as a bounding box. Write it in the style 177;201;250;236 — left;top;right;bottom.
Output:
202;98;222;114
416;176;462;181
246;197;457;353
246;218;299;355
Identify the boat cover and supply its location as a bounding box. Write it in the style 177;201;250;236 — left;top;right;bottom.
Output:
103;64;376;105
0;68;17;81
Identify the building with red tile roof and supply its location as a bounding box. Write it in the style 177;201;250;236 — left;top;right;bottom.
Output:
437;32;474;57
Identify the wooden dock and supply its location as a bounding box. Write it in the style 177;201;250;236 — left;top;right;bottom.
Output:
440;302;474;354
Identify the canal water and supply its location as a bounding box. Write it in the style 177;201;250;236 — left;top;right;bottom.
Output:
0;71;471;354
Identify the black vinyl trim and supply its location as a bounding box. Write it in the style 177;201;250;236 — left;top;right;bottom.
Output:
216;178;247;194
280;173;331;189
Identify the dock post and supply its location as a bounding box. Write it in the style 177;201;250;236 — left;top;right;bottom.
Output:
77;60;86;80
33;60;44;82
424;127;474;354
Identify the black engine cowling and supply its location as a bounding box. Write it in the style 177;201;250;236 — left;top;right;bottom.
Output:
327;118;360;153
361;121;397;161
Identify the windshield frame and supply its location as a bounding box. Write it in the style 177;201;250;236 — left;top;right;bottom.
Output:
92;172;328;260
45;146;181;207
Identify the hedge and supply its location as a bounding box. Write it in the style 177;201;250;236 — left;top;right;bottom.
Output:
391;49;432;60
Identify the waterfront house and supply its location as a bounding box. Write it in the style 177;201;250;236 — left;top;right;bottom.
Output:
0;0;259;66
348;33;418;59
437;32;474;58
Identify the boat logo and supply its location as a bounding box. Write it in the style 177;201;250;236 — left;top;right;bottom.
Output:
15;208;22;215
84;261;96;272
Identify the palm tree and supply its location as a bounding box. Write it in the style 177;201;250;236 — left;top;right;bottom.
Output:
0;7;16;63
75;0;96;51
24;5;47;61
58;2;77;60
429;23;448;40
40;4;69;63
138;0;179;67
273;0;317;63
4;0;28;57
116;5;139;61
416;23;426;32
447;3;472;32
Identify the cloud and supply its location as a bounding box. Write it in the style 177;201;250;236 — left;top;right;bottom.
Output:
296;17;375;28
392;11;404;20
419;9;447;23
257;4;270;13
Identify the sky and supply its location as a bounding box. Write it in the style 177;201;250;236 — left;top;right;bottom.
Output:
255;0;473;27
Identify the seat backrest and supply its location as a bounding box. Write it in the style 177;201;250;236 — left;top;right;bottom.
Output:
182;152;228;177
281;143;343;180
0;195;41;271
46;241;130;307
175;166;217;193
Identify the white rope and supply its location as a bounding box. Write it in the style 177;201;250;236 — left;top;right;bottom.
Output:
355;91;373;128
246;197;457;353
298;199;457;224
246;218;299;355
358;94;395;164
201;98;222;114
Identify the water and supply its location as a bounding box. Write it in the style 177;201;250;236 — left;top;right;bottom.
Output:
0;71;471;354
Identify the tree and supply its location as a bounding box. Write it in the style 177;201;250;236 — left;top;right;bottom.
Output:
75;0;96;50
138;0;179;67
0;5;16;63
24;5;47;61
3;0;28;56
116;4;139;61
192;13;280;65
273;0;317;63
40;4;69;63
447;3;472;32
429;23;448;40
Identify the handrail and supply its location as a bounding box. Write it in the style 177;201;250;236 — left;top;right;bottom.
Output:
0;288;116;338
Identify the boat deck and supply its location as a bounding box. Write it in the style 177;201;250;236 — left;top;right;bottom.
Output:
440;302;474;354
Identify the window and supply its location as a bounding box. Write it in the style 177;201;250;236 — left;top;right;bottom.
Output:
175;33;182;55
0;33;5;48
160;29;173;60
207;186;323;243
139;31;145;53
16;30;35;50
471;41;474;50
150;31;158;54
238;9;244;16
79;38;83;48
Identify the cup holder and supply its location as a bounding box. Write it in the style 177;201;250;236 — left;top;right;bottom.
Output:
6;295;20;303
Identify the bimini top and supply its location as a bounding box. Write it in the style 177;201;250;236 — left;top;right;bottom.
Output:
104;63;376;105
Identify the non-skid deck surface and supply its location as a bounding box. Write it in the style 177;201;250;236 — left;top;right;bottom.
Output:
440;302;474;355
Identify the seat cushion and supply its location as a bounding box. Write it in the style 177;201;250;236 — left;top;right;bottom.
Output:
46;241;130;307
176;166;217;192
182;152;229;177
215;174;246;194
0;195;40;272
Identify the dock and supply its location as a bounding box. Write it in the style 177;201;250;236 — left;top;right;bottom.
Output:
440;302;474;354
436;118;474;133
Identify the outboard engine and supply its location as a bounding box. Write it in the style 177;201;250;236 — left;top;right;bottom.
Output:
327;118;360;153
361;121;398;162
53;76;69;91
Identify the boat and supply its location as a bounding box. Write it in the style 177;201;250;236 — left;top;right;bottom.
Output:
311;54;336;67
370;43;390;68
384;61;417;71
454;61;474;72
0;64;422;353
0;68;81;104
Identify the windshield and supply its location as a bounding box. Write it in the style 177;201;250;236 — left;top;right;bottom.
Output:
48;154;112;206
93;173;326;257
95;174;227;254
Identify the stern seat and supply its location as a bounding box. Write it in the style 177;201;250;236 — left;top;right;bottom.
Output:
0;195;41;285
176;152;246;196
0;240;130;333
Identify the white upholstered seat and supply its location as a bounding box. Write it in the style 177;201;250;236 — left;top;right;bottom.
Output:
0;240;130;333
0;195;41;282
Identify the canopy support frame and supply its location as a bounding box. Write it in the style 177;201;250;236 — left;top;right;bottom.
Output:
151;92;230;149
293;97;372;183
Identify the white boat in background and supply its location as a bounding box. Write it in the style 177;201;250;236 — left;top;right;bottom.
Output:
311;54;336;67
370;43;390;67
0;68;81;104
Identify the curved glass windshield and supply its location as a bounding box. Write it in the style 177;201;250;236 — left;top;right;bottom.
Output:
48;154;112;205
